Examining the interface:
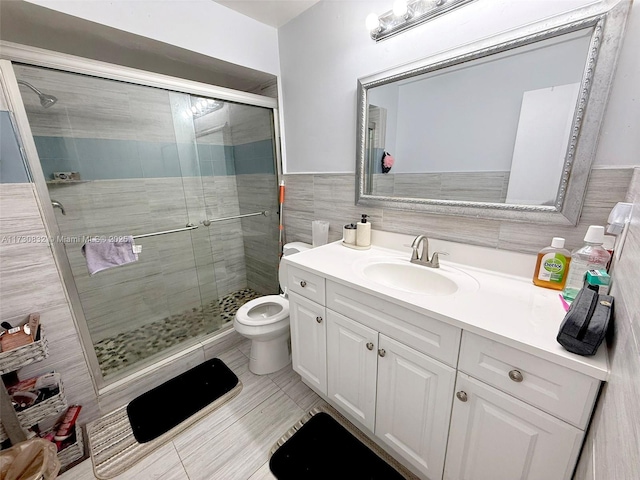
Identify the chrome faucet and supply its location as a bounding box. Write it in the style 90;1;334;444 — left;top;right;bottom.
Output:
51;200;66;215
410;234;447;268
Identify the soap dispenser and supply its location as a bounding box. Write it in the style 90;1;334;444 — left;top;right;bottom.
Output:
356;214;371;247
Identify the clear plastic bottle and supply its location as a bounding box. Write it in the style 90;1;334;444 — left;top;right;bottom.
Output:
562;226;611;301
532;237;571;290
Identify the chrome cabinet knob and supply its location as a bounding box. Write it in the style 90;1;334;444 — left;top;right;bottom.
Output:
456;391;468;402
316;316;323;324
300;281;307;287
366;342;374;351
378;349;386;357
509;369;524;383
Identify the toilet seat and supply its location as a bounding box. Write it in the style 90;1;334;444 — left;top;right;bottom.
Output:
235;295;289;326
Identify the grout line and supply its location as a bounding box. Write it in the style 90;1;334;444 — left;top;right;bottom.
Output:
247;461;270;480
591;438;597;480
170;440;191;480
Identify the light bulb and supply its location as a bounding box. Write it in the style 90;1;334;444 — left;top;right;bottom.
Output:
365;12;380;31
393;0;408;16
191;106;198;114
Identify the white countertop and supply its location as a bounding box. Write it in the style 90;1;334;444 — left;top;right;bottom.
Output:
284;233;609;381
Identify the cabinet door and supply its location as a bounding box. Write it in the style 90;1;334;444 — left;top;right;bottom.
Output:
289;292;327;395
444;373;583;480
327;311;378;431
375;334;456;480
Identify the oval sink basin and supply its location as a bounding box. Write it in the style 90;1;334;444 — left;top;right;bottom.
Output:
357;257;480;297
363;262;459;296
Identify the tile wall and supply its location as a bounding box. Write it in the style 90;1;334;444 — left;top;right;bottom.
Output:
371;171;511;203
228;103;280;295
49;176;247;343
236;173;280;295
282;167;633;253
0;183;100;426
574;167;640;479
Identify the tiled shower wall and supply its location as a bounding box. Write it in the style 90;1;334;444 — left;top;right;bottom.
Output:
49;177;247;342
282;167;633;254
228;102;280;296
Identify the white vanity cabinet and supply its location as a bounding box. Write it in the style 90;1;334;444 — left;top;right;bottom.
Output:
286;258;603;480
375;334;456;480
442;331;598;480
326;310;456;480
444;373;583;480
326;311;378;430
289;291;327;395
288;266;328;394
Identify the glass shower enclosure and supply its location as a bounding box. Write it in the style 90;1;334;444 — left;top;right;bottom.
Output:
10;62;280;384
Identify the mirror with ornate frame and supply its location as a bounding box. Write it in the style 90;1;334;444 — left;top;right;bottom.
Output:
356;1;631;225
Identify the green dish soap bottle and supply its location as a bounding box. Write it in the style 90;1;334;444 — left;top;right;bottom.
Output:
532;237;571;290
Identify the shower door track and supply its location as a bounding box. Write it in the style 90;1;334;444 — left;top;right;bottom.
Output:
0;42;283;393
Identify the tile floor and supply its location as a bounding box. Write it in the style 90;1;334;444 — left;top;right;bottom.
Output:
60;338;325;480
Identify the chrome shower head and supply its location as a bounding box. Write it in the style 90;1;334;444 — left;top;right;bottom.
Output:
17;80;58;108
39;93;58;109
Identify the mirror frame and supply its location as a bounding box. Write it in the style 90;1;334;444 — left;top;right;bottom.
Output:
356;1;631;226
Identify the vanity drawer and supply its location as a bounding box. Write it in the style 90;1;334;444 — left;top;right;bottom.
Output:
326;281;461;367
459;332;600;429
287;266;325;305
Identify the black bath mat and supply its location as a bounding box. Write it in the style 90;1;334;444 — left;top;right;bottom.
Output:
127;358;238;443
269;412;406;479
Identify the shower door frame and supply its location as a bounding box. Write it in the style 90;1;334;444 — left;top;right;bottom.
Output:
0;41;283;391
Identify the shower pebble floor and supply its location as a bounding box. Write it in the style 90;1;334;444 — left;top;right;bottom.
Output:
94;288;262;377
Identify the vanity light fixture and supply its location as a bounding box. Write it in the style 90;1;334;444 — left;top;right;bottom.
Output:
392;0;410;18
366;0;475;42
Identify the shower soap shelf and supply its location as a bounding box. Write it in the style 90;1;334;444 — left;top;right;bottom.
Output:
0;375;68;443
0;326;49;375
46;180;90;185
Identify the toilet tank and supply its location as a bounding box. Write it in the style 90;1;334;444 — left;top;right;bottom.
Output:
279;242;312;291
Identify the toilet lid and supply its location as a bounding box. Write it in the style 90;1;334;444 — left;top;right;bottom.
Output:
235;295;289;326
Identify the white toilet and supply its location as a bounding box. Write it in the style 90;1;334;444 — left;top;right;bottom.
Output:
233;242;312;375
